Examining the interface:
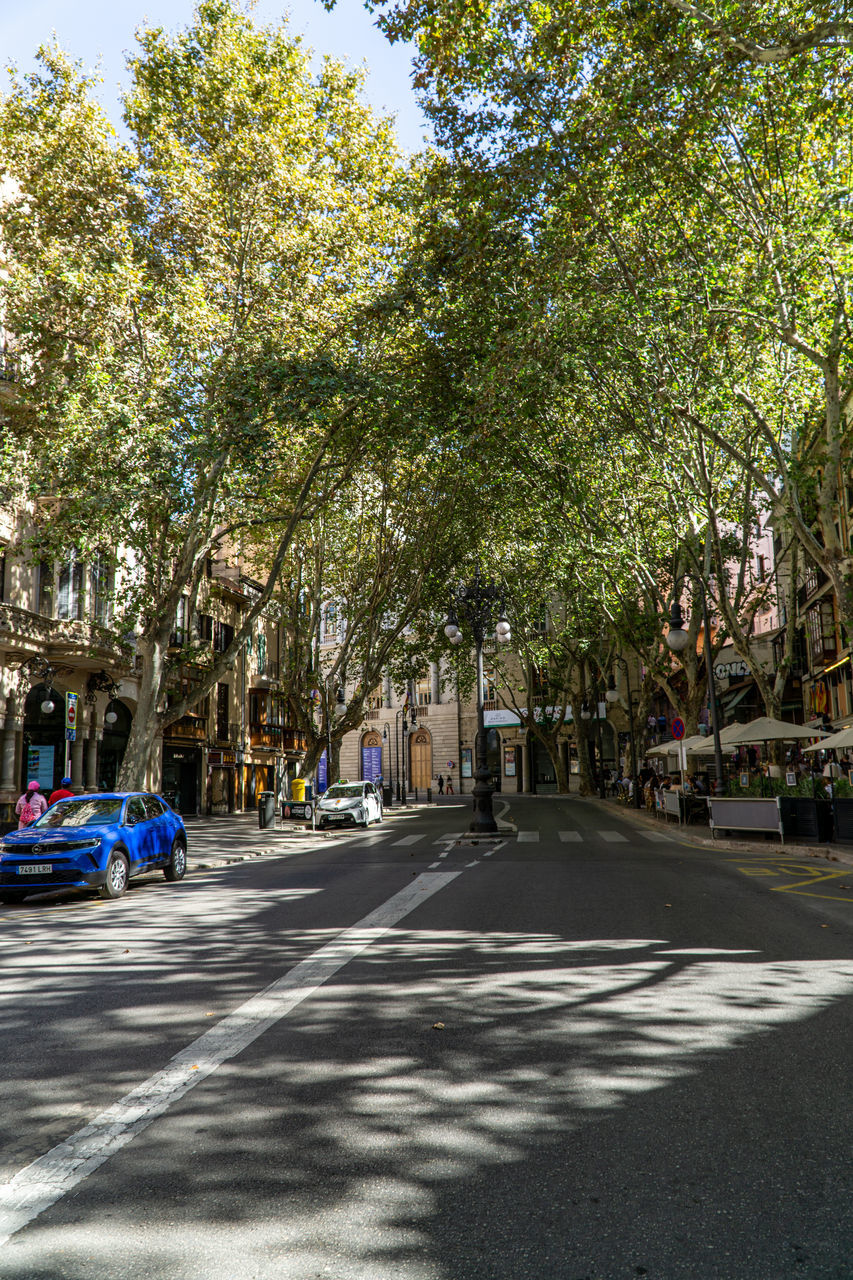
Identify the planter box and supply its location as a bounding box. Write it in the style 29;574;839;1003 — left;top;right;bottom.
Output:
708;797;784;842
832;798;853;843
779;797;834;843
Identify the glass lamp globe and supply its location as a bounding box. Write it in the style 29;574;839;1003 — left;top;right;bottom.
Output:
605;687;619;704
41;698;55;715
666;627;690;653
495;616;511;641
105;709;118;725
444;621;459;640
450;631;463;645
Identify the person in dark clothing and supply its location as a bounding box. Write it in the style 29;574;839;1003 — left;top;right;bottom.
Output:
437;774;445;795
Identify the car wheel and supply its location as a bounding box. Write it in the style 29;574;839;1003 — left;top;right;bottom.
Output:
164;838;186;882
99;850;129;899
0;891;26;905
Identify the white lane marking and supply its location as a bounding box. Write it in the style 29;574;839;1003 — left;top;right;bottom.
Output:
0;871;460;1248
599;831;628;843
466;860;479;868
434;833;466;844
438;850;449;859
517;831;539;843
393;834;424;847
483;850;494;857
428;861;442;869
559;831;583;843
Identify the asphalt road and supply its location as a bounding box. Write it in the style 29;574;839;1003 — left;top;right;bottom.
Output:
1;795;852;1280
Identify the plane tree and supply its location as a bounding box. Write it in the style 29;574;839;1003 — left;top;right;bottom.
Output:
0;1;418;787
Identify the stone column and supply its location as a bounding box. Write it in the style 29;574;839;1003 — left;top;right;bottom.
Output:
86;726;101;791
1;695;21;793
71;732;85;791
521;732;530;794
430;662;440;706
383;674;393;708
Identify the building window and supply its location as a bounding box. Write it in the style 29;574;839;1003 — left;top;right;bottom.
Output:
756;555;766;583
38;560;53;616
57;551;84;620
414;678;431;706
323;604;339;641
214;620;234;653
91;551;114;624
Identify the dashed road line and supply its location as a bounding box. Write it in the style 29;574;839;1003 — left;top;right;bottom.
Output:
0;870;462;1248
392;834;424;847
517;831;540;843
599;831;628;843
559;831;582;843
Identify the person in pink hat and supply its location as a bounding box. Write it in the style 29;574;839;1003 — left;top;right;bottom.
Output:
15;780;48;829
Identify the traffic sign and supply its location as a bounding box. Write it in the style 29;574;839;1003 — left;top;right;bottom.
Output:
671;717;685;740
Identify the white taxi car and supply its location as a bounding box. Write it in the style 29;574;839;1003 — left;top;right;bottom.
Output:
318;781;383;829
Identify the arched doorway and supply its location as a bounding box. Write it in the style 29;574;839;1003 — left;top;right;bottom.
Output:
361;730;383;784
21;686;66;792
99;701;132;790
409;728;432;791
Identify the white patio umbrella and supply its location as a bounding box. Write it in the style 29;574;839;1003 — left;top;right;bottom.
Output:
804;726;853;753
689;723;752;755
717;716;825;745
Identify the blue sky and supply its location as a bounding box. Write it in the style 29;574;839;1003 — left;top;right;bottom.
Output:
0;0;429;152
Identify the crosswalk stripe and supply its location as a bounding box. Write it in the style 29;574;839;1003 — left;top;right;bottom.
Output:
517;831;539;843
393;834;424;846
599;831;628;843
559;831;582;842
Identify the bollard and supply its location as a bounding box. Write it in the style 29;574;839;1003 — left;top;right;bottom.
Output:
427;787;432;804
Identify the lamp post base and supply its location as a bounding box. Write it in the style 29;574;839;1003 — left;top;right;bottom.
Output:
470;766;498;834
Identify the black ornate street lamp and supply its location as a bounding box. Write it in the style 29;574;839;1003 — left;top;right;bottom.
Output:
381;722;393;806
443;569;511;833
665;581;726;795
395;701;417;805
606;661;642;809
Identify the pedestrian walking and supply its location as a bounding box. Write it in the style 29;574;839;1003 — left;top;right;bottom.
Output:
49;776;75;806
445;772;454;795
437;774;444;796
15;780;48;829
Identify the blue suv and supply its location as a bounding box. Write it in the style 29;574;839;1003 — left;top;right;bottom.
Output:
0;793;187;904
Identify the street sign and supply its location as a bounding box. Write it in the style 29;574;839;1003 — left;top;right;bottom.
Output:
671;717;685;740
282;801;313;822
65;691;78;742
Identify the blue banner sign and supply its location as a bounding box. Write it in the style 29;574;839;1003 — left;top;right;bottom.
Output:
361;745;382;783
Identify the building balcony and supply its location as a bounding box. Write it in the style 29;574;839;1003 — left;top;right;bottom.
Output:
164;713;208;742
248;723;306;753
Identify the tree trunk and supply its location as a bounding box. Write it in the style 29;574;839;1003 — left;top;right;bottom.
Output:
116;633;169;790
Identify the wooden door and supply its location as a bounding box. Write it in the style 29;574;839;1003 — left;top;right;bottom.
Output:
409;730;432;790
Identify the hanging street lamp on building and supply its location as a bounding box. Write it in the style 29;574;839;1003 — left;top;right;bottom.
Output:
443;569;512;834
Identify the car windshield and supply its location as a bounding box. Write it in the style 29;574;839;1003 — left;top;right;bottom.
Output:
325;785;363;799
35;798;123;828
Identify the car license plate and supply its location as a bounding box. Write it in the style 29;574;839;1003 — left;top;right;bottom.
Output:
19;864;52;875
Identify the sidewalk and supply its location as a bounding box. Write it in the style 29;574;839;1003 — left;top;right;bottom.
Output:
596;795;853;868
